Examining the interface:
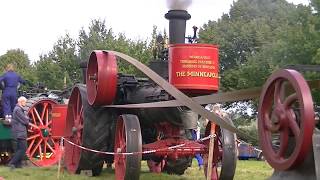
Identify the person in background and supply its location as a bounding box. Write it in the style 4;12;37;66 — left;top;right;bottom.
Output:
191;125;204;170
0;64;27;118
7;96;30;169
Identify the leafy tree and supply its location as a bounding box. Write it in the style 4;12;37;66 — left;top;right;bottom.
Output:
199;0;297;72
311;0;320;12
78;19;115;61
199;0;319;93
199;0;320;130
77;19;152;75
34;55;66;89
0;49;36;82
47;34;81;85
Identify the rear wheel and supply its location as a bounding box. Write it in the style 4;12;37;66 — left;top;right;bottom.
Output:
64;84;116;175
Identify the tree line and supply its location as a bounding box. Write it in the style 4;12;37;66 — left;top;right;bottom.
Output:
1;0;319;143
0;19;156;89
1;0;318;91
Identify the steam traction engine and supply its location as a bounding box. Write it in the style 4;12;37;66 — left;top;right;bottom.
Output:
17;2;320;180
62;8;238;180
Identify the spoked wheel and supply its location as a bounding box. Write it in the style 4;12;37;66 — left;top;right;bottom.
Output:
64;84;116;175
203;121;237;180
114;114;142;180
25;97;62;167
258;69;315;170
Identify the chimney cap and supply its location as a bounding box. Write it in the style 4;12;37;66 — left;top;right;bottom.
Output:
165;10;191;20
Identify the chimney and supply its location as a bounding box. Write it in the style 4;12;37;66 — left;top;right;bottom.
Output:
165;10;191;44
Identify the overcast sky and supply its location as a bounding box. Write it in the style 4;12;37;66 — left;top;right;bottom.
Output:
0;0;310;62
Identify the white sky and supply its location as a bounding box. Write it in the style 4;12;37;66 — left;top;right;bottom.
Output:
0;0;310;62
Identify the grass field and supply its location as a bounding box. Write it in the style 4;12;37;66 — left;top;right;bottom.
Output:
0;160;273;180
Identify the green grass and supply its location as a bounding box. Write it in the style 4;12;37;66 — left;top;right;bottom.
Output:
0;160;273;180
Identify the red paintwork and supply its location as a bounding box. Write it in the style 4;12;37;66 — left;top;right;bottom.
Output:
203;122;221;180
155;122;182;138
143;138;207;158
144;122;206;159
51;104;68;137
258;69;315;170
64;87;84;173
169;44;219;95
114;116;127;180
26;99;62;167
86;51;118;106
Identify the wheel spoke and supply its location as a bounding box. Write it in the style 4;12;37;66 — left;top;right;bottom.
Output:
27;134;40;141
46;140;55;153
284;94;298;108
288;112;300;138
43;139;47;158
27;139;36;153
263;113;274;131
45;106;49;126
76;94;80;115
33;108;44;126
30;110;37;125
39;143;43;160
29;123;40;130
274;80;283;105
31;139;43;158
276;129;289;157
41;103;48;122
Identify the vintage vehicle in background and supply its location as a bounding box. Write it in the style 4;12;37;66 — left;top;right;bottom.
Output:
237;140;264;161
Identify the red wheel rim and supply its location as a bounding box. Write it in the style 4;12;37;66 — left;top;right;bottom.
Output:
258;69;315;170
86;51;118;106
114;117;126;180
203;122;222;180
26;99;62;167
64;87;84;173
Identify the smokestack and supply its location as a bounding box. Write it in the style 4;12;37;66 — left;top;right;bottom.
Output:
165;0;192;44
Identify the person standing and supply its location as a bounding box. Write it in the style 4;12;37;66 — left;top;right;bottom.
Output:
191;127;204;170
0;64;26;117
7;96;30;169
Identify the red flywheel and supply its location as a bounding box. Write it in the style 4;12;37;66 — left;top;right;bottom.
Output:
258;69;315;170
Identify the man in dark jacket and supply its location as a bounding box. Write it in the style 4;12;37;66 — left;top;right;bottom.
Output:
7;96;30;169
0;64;26;117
